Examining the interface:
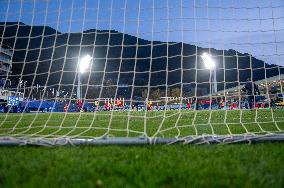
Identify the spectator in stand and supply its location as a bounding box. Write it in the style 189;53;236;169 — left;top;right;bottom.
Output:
242;78;260;109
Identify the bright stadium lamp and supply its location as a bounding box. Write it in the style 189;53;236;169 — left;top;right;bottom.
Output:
77;54;93;99
79;54;92;73
201;52;217;94
201;52;215;70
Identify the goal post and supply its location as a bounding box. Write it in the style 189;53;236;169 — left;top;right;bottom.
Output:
0;0;284;146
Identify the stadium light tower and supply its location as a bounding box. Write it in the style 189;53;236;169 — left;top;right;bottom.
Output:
201;52;217;94
77;54;92;99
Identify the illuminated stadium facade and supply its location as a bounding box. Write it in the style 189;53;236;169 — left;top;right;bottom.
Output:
0;45;12;77
0;45;24;103
215;74;284;97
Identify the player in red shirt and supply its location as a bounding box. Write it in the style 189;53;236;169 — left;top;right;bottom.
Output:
229;101;233;110
261;103;265;109
63;103;68;112
117;98;122;108
104;101;110;111
110;102;114;110
187;101;191;109
77;99;83;112
255;102;259;109
233;101;237;109
219;99;225;109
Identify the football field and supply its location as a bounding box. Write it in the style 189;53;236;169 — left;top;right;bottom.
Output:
0;143;283;187
0;109;284;187
0;109;284;139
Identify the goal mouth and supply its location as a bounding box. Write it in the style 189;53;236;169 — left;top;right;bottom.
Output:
1;1;284;146
0;109;284;146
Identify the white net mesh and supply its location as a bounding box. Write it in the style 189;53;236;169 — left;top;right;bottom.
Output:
0;0;284;145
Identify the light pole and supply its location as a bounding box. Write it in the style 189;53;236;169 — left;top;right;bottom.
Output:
19;80;22;89
77;54;92;99
201;52;217;94
23;81;27;97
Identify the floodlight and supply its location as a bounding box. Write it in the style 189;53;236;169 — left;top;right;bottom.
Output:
79;54;92;73
77;54;93;99
201;52;215;70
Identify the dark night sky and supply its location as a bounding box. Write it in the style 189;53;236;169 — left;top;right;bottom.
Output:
0;0;284;65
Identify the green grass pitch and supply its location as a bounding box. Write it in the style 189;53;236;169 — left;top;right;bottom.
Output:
0;109;284;138
0;109;284;187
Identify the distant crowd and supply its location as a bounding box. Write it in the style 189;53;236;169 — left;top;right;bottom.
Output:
0;79;283;113
0;95;283;113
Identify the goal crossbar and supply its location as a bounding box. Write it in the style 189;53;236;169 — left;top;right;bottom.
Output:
1;134;284;146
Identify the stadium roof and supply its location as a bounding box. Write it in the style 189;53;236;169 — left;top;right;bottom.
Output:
212;74;284;97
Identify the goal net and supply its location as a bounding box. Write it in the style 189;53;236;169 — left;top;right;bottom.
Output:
0;0;284;145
